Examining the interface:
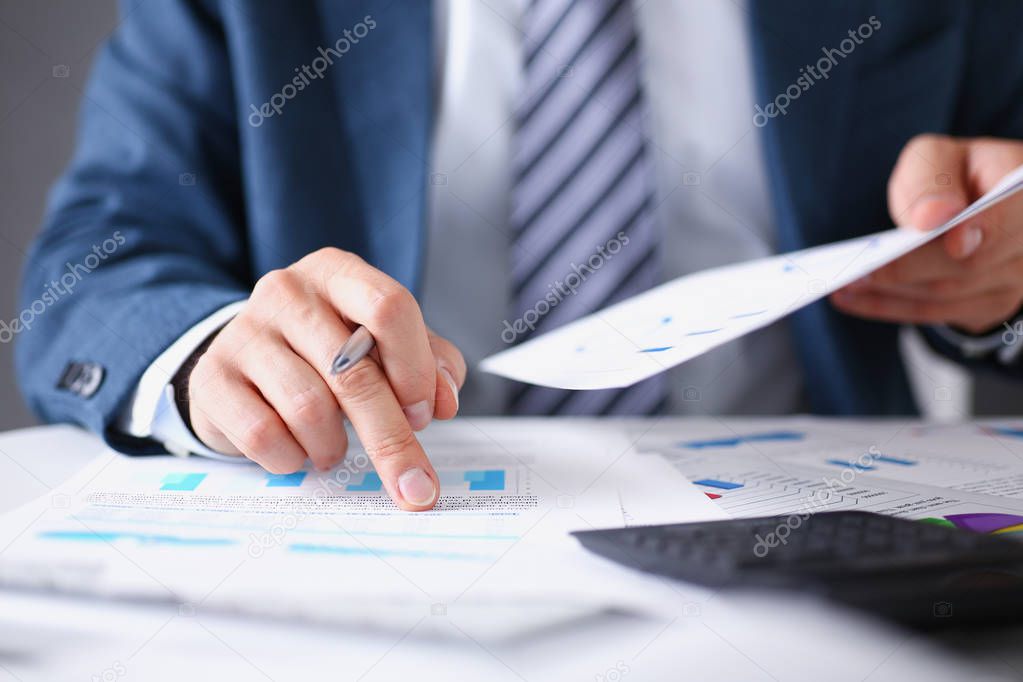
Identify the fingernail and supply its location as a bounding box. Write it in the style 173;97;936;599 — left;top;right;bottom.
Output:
961;226;983;258
439;367;459;412
403;400;432;431
398;467;437;507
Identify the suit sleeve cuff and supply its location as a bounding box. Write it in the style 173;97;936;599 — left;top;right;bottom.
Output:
929;317;1023;365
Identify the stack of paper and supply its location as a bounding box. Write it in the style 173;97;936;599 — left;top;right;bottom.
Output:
0;420;724;638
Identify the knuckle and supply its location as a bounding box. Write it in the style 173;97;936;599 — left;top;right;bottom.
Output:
332;359;381;403
299;247;349;275
907;133;948;154
231;315;275;349
240;415;285;454
365;429;419;464
189;355;236;403
307;246;346;264
286;385;334;429
367;287;417;328
188;354;218;393
308;247;362;278
285;297;318;322
252;268;299;301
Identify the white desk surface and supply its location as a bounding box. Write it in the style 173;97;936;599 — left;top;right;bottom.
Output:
1;421;1022;682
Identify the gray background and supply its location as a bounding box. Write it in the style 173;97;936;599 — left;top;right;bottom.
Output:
0;0;1018;433
1;0;122;431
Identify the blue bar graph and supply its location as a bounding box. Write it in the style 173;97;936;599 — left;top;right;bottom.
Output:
347;472;383;492
639;346;673;353
989;426;1023;439
826;459;876;471
266;472;307;487
679;431;805;449
160;473;207;491
39;530;234;547
873;455;917;466
289;543;490;561
346;469;506;493
464;470;505;491
693;478;744;491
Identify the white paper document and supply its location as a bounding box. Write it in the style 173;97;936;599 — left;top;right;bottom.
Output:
631;418;1023;531
481;164;1023;390
0;420;723;638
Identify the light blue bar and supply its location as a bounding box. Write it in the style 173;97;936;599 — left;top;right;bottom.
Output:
991;426;1023;439
38;530;234;546
678;430;805;449
289;543;490;561
347;472;383;491
466;470;505;491
160;473;207;491
693;478;743;491
826;459;876;471
266;471;307;487
873;455;917;466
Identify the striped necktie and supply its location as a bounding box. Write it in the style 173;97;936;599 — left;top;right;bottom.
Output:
507;0;667;416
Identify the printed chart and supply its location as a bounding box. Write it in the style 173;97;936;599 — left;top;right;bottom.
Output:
924;513;1023;538
482;164;1023;390
635;420;1023;521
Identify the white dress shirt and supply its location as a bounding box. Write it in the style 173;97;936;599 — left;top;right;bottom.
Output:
120;0;806;457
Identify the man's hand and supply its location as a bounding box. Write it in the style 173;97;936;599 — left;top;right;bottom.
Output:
185;248;465;511
832;134;1023;333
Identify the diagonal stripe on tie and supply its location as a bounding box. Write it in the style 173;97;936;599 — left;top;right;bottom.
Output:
507;0;666;416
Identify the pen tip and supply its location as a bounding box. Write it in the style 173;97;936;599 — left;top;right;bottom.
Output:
331;357;351;375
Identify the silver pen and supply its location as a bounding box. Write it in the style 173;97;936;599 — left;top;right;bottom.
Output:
330;326;376;375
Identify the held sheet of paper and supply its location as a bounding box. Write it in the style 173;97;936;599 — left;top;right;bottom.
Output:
481;164;1023;390
0;420;723;638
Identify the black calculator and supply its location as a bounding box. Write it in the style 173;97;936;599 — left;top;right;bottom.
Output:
572;511;1023;628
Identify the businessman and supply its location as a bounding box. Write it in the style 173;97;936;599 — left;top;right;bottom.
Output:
17;0;1023;510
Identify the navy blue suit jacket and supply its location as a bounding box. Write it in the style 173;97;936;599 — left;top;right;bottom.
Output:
16;0;1023;452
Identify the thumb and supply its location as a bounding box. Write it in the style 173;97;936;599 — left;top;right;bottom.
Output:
888;134;979;259
427;330;465;420
918;192;982;261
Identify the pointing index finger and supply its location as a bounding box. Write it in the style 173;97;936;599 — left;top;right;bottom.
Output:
332;356;439;511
